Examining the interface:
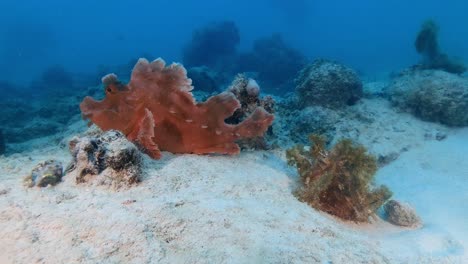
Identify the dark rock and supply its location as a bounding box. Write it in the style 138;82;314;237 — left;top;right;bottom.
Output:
295;59;363;108
67;130;141;189
414;20;466;74
386;69;468;126
384;200;422;227
183;21;240;69
0;185;10;195
187;66;223;93
435;132;447;141
237;34;307;94
377;152;400;167
24;160;63;187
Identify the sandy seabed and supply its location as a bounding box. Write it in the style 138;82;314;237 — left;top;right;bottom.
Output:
0;98;467;264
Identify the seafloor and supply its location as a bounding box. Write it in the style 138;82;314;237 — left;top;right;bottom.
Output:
0;78;466;263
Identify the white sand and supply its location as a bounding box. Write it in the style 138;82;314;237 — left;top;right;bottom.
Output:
0;98;466;263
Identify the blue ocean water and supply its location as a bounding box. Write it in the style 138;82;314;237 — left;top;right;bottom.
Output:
0;0;467;84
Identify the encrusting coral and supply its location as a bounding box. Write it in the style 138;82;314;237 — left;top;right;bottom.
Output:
295;59;363;108
286;135;392;222
80;58;274;159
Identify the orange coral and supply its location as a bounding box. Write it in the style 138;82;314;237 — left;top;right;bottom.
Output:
80;58;274;159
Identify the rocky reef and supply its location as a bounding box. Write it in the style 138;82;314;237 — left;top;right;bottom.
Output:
414;20;465;74
183;21;240;71
67;130;142;189
237;34;306;94
295;59;363;108
187;66;225;93
386;69;468;126
276;103;338;146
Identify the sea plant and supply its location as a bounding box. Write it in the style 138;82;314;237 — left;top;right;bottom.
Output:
286;134;392;222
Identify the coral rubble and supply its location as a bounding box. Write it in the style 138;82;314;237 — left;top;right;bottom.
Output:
67;130;141;189
80;58;274;159
24;160;63;187
295;59;363;108
386;69;468;126
286;135;392;222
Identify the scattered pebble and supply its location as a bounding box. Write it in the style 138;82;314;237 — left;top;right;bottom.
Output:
122;199;137;205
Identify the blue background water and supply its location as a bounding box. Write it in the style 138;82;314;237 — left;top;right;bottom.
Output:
1;0;467;85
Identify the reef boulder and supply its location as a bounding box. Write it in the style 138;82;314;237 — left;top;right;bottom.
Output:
281;105;338;146
384;200;422;228
386;69;468;126
295;59;363;108
187;66;224;93
237;34;307;94
67;130;141;189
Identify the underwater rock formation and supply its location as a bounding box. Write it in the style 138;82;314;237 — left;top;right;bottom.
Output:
28;64;76;98
67;130;141;189
24;160;63;187
295;59;363;108
386;69;468;126
0;75;86;145
187;66;224;93
415;20;466;74
384;200;422;228
284;106;338;146
80;58;274;159
40;65;74;90
183;21;240;70
225;74;275;149
286;135;392;222
237;34;306;94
